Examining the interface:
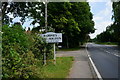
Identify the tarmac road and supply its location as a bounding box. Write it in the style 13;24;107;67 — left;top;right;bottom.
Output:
87;43;120;80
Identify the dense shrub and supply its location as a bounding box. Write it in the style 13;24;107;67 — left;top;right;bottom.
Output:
2;25;53;79
2;25;37;79
31;34;54;64
2;25;31;56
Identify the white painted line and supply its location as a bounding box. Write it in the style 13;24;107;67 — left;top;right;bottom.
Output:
114;54;120;57
114;54;118;56
100;48;120;57
104;50;120;57
105;51;110;53
86;44;103;80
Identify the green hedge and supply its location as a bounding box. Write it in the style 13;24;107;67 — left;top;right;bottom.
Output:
2;25;53;80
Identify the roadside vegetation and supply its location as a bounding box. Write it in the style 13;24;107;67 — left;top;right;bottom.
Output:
42;57;73;78
95;42;118;45
2;2;95;48
2;24;73;80
2;24;52;79
93;2;120;46
58;47;80;51
2;1;110;80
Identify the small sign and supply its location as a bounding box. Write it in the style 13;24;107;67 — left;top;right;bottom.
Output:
41;32;62;43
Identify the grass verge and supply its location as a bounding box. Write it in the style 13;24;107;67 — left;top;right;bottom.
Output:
58;47;80;51
42;57;74;78
96;42;118;45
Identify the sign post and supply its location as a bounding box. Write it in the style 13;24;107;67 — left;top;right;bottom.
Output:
44;48;46;65
53;43;56;64
41;32;62;64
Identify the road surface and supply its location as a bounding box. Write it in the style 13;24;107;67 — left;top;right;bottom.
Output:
87;43;120;80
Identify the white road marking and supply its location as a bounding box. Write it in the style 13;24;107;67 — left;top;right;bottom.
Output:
105;51;110;53
86;44;103;80
98;48;120;58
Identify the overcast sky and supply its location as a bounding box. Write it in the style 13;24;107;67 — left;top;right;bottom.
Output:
12;1;114;39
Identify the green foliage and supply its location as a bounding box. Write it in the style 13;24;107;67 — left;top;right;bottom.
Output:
95;42;117;45
58;47;80;51
95;24;118;44
47;2;95;48
96;2;120;45
2;2;95;48
2;49;43;80
0;31;2;53
31;34;46;60
2;48;22;79
112;2;120;45
2;25;29;79
2;25;53;79
2;2;44;25
31;34;54;61
42;57;73;78
2;25;31;56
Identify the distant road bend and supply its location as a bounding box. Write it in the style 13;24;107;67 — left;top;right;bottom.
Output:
87;43;120;80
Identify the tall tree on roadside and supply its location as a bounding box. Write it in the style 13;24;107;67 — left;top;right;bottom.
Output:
112;2;120;44
47;2;95;48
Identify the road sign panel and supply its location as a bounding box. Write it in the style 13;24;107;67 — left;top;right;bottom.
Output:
41;32;62;43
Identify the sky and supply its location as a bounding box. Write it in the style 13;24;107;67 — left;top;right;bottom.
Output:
12;1;114;39
89;1;113;39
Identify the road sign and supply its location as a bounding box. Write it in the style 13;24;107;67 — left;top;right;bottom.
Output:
41;32;62;43
41;32;62;65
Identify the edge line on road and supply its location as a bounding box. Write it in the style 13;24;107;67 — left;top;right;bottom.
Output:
85;43;103;80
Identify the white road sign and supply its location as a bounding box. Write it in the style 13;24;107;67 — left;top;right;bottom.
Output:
41;32;62;43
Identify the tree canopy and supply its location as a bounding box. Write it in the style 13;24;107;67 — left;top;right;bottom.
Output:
47;2;95;47
2;2;95;48
112;2;120;45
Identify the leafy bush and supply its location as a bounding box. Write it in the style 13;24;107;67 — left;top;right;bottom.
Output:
2;25;31;56
2;25;42;79
2;25;54;79
2;49;43;80
31;34;54;63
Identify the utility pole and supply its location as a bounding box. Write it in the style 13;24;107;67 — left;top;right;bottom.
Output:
45;0;47;32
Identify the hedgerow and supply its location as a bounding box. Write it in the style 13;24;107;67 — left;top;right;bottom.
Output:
2;25;53;80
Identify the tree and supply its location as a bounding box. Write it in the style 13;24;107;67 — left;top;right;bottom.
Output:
112;2;120;45
2;2;44;25
46;2;95;48
96;1;120;45
2;2;95;48
95;24;117;43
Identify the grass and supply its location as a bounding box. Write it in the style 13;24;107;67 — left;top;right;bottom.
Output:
58;47;80;51
41;57;74;78
96;42;118;45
